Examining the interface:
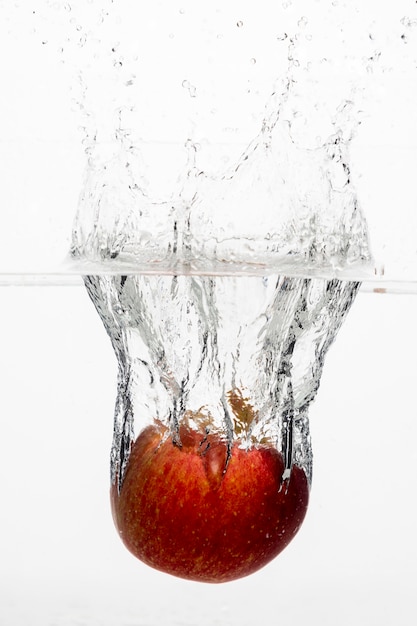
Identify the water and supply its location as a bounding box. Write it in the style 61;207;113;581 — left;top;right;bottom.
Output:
63;1;373;572
66;3;373;500
68;13;373;279
84;273;360;490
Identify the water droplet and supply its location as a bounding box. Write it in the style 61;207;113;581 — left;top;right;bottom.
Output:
236;20;243;28
250;58;257;65
401;16;416;27
182;80;197;98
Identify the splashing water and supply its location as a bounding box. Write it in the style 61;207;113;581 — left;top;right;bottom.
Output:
85;273;360;488
59;3;377;495
68;5;374;278
63;3;375;490
12;0;417;574
3;0;415;586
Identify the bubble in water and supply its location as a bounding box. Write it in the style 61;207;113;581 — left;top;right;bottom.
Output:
182;79;197;98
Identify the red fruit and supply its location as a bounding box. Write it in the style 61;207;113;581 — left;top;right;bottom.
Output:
111;420;309;583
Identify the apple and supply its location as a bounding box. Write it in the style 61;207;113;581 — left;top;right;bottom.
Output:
111;405;309;583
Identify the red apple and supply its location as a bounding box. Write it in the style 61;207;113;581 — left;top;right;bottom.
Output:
111;414;309;583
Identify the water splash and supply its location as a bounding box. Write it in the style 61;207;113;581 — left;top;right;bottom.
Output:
63;2;375;488
69;19;373;277
84;273;360;488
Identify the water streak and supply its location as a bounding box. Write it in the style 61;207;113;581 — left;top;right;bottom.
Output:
84;274;360;487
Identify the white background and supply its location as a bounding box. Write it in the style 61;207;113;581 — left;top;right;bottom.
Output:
0;285;415;625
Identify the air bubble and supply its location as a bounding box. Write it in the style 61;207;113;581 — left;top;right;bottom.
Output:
182;80;197;98
400;16;417;27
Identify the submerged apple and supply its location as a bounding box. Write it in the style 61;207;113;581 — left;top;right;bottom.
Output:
111;402;309;583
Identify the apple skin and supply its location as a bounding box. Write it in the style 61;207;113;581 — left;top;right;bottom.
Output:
111;423;309;583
